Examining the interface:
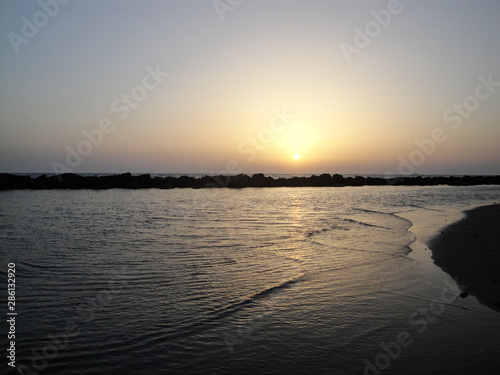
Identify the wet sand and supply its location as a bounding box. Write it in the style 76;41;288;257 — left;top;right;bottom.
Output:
429;204;500;313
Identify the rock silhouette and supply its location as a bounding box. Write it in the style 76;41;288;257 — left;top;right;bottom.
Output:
1;173;500;190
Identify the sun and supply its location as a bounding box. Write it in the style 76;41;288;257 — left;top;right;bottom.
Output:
293;153;301;160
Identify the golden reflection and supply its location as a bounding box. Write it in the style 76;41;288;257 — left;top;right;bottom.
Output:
280;190;308;263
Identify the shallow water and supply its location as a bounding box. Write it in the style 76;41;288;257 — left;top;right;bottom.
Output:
1;185;500;374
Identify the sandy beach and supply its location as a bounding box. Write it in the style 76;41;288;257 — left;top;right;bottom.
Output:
429;204;500;313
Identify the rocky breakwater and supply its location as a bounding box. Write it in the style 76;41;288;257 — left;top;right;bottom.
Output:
1;173;500;190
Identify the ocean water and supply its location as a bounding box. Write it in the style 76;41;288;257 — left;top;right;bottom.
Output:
1;185;500;375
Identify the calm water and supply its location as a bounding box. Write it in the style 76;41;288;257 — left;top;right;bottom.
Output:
1;185;500;374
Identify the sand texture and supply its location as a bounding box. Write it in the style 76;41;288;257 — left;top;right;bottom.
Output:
429;204;500;313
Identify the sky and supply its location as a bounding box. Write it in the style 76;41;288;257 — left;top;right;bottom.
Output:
1;0;499;175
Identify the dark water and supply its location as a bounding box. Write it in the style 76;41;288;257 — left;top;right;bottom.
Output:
1;185;500;374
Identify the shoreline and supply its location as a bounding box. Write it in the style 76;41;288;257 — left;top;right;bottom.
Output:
429;204;500;313
1;172;500;190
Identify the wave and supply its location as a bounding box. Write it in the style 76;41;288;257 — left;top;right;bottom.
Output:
203;273;304;321
42;274;307;359
307;227;339;237
342;218;390;229
157;273;304;339
20;260;55;269
352;207;390;215
406;204;443;211
354;208;413;227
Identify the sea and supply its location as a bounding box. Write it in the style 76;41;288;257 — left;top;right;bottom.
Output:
1;183;500;375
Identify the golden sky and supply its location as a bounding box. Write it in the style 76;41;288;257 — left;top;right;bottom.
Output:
1;0;499;174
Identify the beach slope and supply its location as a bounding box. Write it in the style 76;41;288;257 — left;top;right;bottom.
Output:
429;204;500;313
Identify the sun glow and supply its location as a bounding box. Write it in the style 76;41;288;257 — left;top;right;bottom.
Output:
293;154;301;160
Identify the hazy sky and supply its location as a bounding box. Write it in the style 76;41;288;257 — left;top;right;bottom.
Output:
1;0;499;174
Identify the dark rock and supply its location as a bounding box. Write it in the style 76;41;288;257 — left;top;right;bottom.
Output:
1;173;500;190
311;174;332;186
251;173;267;187
0;174;32;189
331;174;345;186
227;174;251;188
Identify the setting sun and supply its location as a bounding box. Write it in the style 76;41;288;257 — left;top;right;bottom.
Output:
293;154;301;160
